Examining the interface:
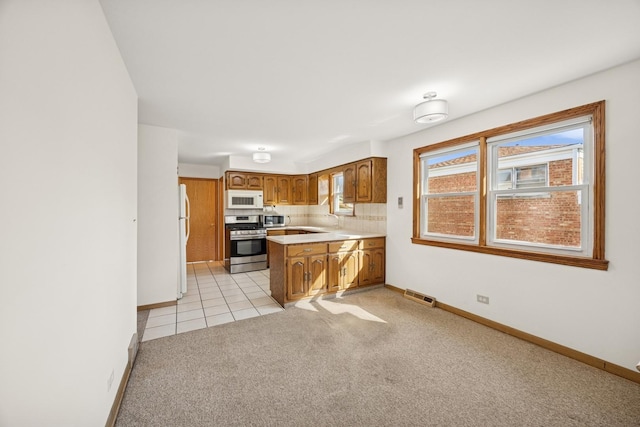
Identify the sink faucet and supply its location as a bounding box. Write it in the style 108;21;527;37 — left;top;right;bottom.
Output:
327;213;340;228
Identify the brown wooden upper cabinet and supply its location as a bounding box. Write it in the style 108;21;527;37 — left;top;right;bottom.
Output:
356;158;386;203
224;156;386;206
264;175;292;205
342;163;357;203
226;171;263;190
291;175;308;205
307;173;318;205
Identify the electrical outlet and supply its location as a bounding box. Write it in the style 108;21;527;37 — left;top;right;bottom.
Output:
107;369;115;392
477;294;490;304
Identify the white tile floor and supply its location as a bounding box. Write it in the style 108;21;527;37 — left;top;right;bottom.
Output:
142;261;283;342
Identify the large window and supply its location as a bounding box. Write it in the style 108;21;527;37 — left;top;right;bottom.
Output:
413;101;607;270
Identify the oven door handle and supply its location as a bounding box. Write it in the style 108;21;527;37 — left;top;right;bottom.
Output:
230;235;267;241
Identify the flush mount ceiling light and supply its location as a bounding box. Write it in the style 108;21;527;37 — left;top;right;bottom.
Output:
252;147;271;163
413;91;449;124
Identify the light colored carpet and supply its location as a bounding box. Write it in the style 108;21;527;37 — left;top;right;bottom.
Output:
116;288;640;426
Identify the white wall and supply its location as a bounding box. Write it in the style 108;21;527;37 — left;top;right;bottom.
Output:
306;140;382;173
138;125;179;306
179;162;221;179
0;1;138;426
385;59;640;371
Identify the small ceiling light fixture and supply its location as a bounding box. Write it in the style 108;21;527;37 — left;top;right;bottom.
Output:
252;147;271;163
413;91;449;124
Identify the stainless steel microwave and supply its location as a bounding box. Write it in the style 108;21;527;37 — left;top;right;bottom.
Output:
226;190;264;209
262;215;286;227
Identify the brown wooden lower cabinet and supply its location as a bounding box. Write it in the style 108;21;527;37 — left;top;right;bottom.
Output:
287;254;327;300
327;240;359;292
359;248;385;286
359;238;385;286
270;237;385;306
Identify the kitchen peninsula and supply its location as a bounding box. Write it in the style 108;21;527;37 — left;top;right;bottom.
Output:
267;227;386;307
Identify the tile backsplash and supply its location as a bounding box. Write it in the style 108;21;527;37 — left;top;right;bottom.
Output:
224;204;387;234
273;203;387;234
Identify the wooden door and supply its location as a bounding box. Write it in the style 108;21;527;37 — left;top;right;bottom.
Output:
308;173;318;205
342;251;359;289
356;159;372;202
318;173;330;206
308;255;327;295
263;175;278;205
370;248;385;284
246;174;263;190
277;176;292;204
343;163;356;203
292;175;308;205
179;178;218;262
327;253;342;292
359;250;373;286
226;172;247;189
287;257;307;300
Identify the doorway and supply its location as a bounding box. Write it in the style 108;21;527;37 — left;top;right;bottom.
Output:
179;177;222;262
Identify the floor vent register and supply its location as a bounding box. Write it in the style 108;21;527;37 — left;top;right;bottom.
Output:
404;289;436;307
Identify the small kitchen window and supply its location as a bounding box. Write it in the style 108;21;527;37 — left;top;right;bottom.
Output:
331;172;353;215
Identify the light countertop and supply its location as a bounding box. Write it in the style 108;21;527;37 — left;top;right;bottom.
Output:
266;226;385;245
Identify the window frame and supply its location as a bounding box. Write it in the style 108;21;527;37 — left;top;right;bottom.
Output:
412;101;608;270
419;142;480;243
330;172;354;216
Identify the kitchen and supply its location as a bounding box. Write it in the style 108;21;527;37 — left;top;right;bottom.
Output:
138;154;389;340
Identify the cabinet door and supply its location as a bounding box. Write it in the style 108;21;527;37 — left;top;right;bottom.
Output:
327;253;342;292
277;176;292;204
287;257;307;300
263;175;278;205
359;250;373;286
308;173;318;205
292;175;308;205
307;255;327;296
318;173;330;205
227;172;247;189
369;248;385;284
341;251;359;289
343;164;356;203
246;174;263;190
356;159;372;202
360;249;385;286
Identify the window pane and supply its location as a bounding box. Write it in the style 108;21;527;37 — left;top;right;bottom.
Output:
516;164;547;188
497;169;513;190
332;173;353;215
425;149;477;194
495;128;584;189
425;195;475;238
494;190;582;248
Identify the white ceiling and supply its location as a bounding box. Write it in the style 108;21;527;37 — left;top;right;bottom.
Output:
99;0;640;168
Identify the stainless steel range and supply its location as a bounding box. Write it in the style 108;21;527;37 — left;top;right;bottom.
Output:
224;215;267;273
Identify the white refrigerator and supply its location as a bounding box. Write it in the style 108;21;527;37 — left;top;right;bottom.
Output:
178;184;190;298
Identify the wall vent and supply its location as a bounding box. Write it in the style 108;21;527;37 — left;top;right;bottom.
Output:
404;289;436;307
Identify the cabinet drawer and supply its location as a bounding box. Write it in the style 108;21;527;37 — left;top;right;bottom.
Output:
287;244;327;257
328;240;359;253
360;238;385;249
267;229;286;236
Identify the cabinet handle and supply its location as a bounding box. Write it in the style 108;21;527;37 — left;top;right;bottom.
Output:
303;248;312;252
